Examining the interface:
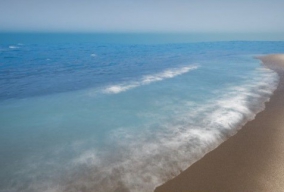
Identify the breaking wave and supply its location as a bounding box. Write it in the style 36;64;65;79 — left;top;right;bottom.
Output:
5;67;279;192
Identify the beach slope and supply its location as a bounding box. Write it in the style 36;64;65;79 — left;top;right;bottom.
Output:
155;54;284;192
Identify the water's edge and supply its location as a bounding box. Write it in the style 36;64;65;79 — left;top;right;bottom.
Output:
153;55;281;192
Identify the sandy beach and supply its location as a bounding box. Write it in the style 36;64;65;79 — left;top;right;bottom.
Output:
155;54;284;192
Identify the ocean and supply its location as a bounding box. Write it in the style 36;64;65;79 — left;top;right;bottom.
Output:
0;34;284;192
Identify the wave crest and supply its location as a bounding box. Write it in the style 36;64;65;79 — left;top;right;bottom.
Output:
103;65;199;94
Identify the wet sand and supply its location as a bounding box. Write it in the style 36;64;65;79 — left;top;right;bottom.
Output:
155;54;284;192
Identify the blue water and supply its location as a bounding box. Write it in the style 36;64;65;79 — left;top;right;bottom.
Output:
0;34;284;192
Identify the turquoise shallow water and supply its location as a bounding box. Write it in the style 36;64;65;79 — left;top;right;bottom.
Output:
0;35;284;192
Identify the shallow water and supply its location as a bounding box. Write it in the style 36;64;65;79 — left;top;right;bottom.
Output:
0;35;284;192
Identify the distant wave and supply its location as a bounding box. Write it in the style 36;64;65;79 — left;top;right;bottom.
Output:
9;45;20;49
103;65;199;94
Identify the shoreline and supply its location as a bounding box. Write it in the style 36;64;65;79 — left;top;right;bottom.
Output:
155;54;284;192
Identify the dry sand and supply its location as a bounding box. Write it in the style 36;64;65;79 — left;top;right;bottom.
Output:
155;54;284;192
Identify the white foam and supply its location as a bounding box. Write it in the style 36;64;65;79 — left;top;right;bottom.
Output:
91;53;96;57
103;65;198;94
103;83;138;94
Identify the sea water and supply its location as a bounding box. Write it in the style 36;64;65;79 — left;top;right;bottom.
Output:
0;34;284;192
